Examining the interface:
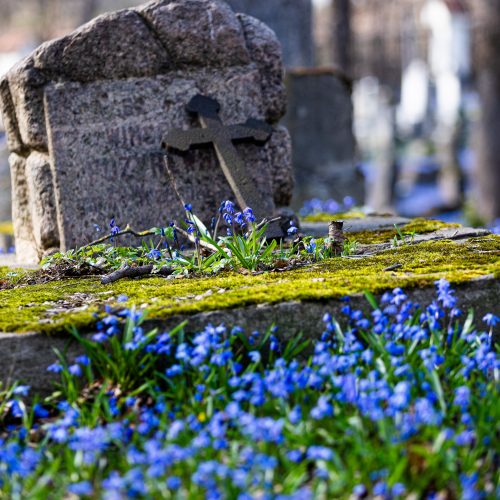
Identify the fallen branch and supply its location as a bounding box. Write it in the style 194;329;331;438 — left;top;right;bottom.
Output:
83;225;157;249
101;265;173;285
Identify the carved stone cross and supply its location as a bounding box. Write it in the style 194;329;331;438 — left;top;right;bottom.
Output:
163;94;283;235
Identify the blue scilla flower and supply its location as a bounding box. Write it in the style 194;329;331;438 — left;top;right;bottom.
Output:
234;212;244;225
75;355;90;366
223;200;235;214
289;405;302;425
13;385;30;396
306;239;317;253
453;386;471;409
109;218;120;236
243;207;255;223
310;395;333;420
248;351;261;363
287;221;298;235
68;481;93;496
147;248;162;259
306;446;333;461
184;203;193;212
47;362;64;373
482;313;499;327
223;213;233;225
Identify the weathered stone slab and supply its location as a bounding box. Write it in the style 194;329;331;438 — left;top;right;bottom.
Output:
284;69;363;207
0;0;294;261
1;277;498;396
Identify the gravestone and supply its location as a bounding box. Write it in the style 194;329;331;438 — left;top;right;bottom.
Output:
227;0;314;67
284;68;363;207
0;0;294;263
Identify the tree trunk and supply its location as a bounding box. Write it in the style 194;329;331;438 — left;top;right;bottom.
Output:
472;0;500;222
331;0;352;74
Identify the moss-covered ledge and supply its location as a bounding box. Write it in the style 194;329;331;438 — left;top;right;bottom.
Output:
1;235;499;335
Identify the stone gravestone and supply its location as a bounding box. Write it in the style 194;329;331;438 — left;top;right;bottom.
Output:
227;0;314;68
0;0;294;263
284;68;364;207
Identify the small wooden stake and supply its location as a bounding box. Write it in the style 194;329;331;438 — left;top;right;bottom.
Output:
328;220;345;255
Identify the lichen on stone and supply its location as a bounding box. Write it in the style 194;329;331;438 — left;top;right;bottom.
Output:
0;235;498;335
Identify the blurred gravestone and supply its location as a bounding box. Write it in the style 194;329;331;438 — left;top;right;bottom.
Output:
227;0;314;67
0;0;294;263
284;69;363;207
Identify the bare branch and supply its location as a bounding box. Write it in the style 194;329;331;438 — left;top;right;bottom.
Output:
81;225;158;249
101;265;173;285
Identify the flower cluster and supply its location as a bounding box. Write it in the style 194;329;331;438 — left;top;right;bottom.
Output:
0;281;497;498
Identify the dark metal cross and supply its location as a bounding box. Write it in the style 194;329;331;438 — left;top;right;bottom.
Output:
162;94;277;229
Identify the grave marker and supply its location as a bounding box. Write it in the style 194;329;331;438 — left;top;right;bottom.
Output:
164;95;284;235
0;0;294;261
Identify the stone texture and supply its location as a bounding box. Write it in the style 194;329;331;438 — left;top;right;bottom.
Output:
284;69;364;207
9;153;38;262
25;152;59;253
227;0;314;68
237;14;287;122
139;0;250;67
0;0;293;261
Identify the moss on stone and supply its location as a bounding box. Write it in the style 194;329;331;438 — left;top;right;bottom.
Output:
302;211;366;222
0;221;14;236
1;235;498;335
347;218;460;245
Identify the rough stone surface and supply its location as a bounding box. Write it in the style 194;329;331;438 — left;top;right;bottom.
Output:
0;0;293;261
1;277;498;395
284;69;363;207
227;0;314;67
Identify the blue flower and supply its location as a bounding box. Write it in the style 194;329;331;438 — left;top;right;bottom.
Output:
68;364;83;377
147;248;162;259
306;446;333;461
248;351;261;363
243;207;255;223
224;201;235;214
453;386;470;409
184;203;193;212
75;355;90;366
287;221;298;235
482;313;499;327
13;385;30;396
68;481;93;496
223;213;233;225
47;362;64;373
166;476;181;490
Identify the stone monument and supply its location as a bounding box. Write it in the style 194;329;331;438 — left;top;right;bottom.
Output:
0;0;294;263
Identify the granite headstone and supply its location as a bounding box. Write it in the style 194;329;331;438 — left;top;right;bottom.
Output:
0;0;294;262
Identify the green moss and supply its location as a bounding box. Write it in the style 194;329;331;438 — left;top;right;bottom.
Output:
302;211;366;222
0;221;14;236
349;218;460;245
1;235;498;335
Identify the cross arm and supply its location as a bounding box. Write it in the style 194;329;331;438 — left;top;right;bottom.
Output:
227;119;273;143
162;127;215;152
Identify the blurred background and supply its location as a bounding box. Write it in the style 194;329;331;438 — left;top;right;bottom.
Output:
0;0;499;231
